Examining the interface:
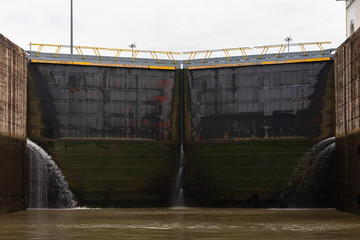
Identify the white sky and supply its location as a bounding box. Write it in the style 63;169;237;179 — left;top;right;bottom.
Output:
0;0;347;57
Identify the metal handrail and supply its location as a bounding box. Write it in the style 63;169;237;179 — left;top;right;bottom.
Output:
183;47;252;64
28;42;333;65
254;42;331;59
29;43;181;64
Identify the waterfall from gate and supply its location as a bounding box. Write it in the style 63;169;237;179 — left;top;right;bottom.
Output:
174;145;185;207
174;70;186;208
286;137;336;207
27;139;77;208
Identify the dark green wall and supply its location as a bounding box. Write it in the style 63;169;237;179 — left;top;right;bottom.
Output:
40;139;177;207
185;139;318;207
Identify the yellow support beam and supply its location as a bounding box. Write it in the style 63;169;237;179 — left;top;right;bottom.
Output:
276;45;287;58
54;45;62;58
114;49;122;61
166;53;176;65
223;49;231;61
131;50;140;62
239;48;248;60
317;42;325;54
202;50;213;63
37;44;44;57
299;44;307;56
185;52;196;64
258;46;270;59
75;47;85;59
151;51;160;63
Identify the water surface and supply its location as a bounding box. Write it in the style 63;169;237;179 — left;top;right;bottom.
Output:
0;208;359;239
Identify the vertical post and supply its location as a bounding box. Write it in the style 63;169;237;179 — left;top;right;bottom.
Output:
285;36;292;53
287;42;290;53
71;0;73;55
129;42;136;58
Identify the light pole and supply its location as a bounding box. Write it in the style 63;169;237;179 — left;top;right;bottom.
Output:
70;0;73;55
129;42;136;57
285;36;292;53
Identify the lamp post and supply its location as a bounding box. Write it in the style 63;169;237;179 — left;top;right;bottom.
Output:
70;0;73;55
129;42;136;57
285;36;292;53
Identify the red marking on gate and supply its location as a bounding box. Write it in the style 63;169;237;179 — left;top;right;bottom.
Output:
156;96;166;102
144;119;149;127
156;80;171;88
130;119;135;127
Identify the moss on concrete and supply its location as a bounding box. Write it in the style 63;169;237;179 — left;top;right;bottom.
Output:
42;139;177;207
185;138;318;207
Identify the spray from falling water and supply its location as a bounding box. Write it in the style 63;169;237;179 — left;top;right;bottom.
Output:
27;139;77;208
286;137;336;207
174;145;185;207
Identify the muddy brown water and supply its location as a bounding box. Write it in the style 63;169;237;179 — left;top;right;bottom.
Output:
0;208;360;239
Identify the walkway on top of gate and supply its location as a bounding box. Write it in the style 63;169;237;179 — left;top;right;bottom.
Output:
27;42;336;70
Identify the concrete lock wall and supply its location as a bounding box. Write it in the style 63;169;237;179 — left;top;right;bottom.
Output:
335;27;360;214
28;64;179;207
0;34;27;213
185;61;335;207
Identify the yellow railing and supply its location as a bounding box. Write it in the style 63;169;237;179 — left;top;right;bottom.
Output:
29;43;181;64
183;47;252;64
29;42;333;64
255;42;331;59
107;48;181;64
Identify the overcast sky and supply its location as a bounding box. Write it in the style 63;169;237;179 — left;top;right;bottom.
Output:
0;0;346;57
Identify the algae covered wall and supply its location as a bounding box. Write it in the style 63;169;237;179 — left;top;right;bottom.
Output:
185;61;335;207
335;27;360;214
0;34;27;213
28;64;178;207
